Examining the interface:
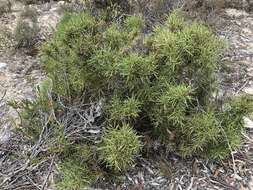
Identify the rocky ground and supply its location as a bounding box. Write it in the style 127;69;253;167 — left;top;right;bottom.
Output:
1;1;253;189
0;1;63;143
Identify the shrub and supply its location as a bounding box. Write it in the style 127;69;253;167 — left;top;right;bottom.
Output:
14;7;40;48
41;9;252;161
99;124;141;171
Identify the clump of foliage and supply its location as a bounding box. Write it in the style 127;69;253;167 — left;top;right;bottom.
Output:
10;78;103;189
40;9;253;162
56;157;100;190
99;124;141;172
9;78;54;140
207;95;253;159
14;7;40;48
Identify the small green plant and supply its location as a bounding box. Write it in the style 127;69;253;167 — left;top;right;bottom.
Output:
9;79;54;140
14;7;40;48
99;124;141;171
9;99;44;140
56;158;99;190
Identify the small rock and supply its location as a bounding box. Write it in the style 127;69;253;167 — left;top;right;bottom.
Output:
232;173;243;181
225;8;249;18
244;117;253;129
243;86;253;95
247;68;253;77
0;123;11;144
0;62;7;70
57;1;65;6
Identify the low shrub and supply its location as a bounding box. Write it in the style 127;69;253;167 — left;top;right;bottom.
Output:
14;7;40;49
40;9;253;162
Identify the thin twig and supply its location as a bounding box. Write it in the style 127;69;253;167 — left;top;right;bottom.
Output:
242;132;253;143
186;177;194;190
26;175;42;190
0;90;7;103
235;78;250;94
210;176;237;190
217;121;237;176
41;154;55;190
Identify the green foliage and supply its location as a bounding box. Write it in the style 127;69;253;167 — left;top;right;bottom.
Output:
99;124;141;171
56;158;99;190
41;9;251;162
206;95;253;159
9;79;54;140
41;12;144;97
107;96;142;123
36;78;54;112
150;84;192;129
14;7;39;48
9;8;253;190
9;99;44;140
166;9;185;32
180;95;253;159
180;110;220;156
149;14;224;105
